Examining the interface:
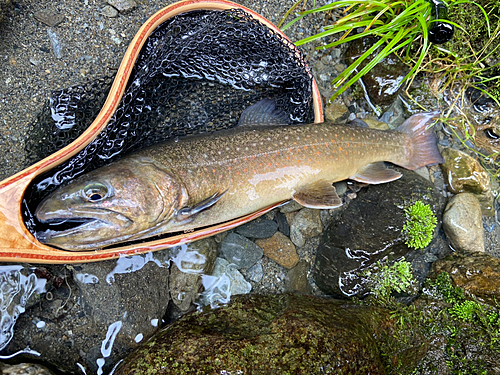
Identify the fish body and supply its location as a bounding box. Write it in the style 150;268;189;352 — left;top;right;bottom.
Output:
35;101;443;251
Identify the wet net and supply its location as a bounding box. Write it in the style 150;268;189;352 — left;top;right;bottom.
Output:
23;8;315;239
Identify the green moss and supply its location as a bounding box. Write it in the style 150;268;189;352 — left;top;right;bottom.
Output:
401;200;437;250
364;259;416;300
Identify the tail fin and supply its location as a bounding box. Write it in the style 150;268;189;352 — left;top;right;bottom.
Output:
396;111;444;170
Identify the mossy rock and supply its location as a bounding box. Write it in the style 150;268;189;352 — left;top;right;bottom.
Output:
115;294;403;375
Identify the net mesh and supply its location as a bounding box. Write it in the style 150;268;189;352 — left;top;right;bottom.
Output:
23;8;315;239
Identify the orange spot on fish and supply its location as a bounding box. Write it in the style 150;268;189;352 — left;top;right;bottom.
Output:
276;151;280;155
228;166;232;170
308;158;312;162
316;151;321;155
254;169;257;174
259;163;263;167
230;178;234;182
286;156;290;160
346;143;350;147
244;168;248;173
268;163;272;167
304;146;308;150
339;147;343;151
212;169;216;173
325;143;329;147
297;160;301;163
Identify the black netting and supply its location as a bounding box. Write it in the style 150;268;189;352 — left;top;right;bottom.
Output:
23;8;315;241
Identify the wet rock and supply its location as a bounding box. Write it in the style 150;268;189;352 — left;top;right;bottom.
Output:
34;10;65;27
285;261;312;294
106;0;136;13
432;251;500;305
219;232;263;269
169;238;217;313
198;258;251;308
290;208;323;247
313;169;445;297
101;5;119;18
235;217;278;238
245;261;264;283
115;294;394;375
440;148;493;215
0;363;55;375
443;193;484;252
380;97;406;129
255;231;299;269
5;250;175;374
345;37;408;106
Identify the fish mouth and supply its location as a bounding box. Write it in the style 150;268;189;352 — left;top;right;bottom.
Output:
35;207;134;250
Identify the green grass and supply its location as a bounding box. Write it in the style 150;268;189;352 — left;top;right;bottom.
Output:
280;0;437;102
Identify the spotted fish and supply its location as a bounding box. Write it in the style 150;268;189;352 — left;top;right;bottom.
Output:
35;100;443;250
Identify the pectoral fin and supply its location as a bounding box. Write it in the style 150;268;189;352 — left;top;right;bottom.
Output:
351;162;402;184
292;181;343;209
176;190;227;223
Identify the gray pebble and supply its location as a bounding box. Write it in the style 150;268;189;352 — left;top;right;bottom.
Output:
101;5;118;18
34;10;65;27
220;232;263;269
246;262;264;283
290;208;323;247
235;218;278;239
107;0;137;13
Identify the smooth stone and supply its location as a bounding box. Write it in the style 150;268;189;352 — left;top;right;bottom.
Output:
235;218;278;239
169;238;217;313
219;232;263;269
106;0;136;12
34;10;65;27
289;208;323;248
198;258;251;308
101;5;118;18
115;294;392;375
440;148;493;215
285;261;312;294
364;118;390;130
255;232;299;269
46;29;62;59
442;193;484;252
432;251;500;305
246;262;264;283
279;200;303;213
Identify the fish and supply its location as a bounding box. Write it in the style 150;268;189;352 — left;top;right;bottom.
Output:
35;99;444;251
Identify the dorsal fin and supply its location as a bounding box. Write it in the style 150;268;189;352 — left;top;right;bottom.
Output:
238;99;290;127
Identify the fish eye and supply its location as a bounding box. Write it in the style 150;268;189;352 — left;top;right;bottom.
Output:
83;183;108;202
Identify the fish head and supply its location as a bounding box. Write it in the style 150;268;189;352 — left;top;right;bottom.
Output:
35;157;187;251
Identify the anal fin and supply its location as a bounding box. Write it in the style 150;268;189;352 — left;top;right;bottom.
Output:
351;162;402;184
292;181;343;209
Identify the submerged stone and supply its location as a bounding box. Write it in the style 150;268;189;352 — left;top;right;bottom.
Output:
289;208;323;247
345;37;408;106
115;294;393;375
313;168;445;298
432;251;500;305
